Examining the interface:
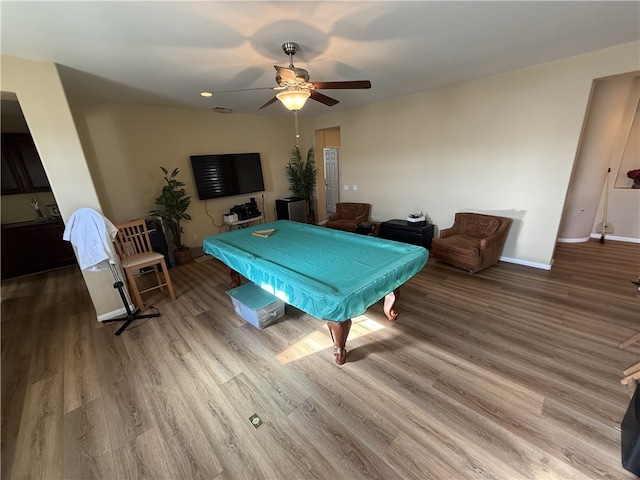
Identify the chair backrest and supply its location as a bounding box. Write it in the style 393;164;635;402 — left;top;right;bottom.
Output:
454;212;511;239
114;219;153;259
335;202;371;220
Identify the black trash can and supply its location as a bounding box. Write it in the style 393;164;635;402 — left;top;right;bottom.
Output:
356;222;376;235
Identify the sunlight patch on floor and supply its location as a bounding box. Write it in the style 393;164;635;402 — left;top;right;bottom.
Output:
276;315;386;364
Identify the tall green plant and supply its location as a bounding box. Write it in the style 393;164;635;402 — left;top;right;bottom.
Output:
286;146;317;221
149;166;191;251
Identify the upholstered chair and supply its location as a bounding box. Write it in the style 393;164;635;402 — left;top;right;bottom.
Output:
325;203;371;233
431;212;512;273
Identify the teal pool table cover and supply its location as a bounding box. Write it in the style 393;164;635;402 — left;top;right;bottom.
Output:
203;220;428;322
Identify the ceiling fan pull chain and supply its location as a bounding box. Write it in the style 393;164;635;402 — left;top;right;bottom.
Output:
294;110;300;146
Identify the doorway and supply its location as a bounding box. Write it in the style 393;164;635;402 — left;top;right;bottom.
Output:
557;72;640;244
324;147;340;214
313;126;341;224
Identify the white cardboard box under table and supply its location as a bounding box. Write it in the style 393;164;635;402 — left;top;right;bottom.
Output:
226;282;285;329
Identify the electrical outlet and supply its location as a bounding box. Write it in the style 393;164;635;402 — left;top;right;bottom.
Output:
352;185;358;191
343;184;349;190
193;235;198;242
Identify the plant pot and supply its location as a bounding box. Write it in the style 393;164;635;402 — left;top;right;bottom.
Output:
174;248;193;265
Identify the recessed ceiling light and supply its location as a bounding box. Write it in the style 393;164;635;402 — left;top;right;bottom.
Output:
200;92;213;97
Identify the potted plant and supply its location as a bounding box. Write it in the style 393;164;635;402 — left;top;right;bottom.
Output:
149;166;193;264
285;146;317;223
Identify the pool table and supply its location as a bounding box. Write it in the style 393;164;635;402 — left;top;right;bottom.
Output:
203;220;428;365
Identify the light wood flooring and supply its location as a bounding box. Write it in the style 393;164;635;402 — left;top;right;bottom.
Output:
2;239;640;479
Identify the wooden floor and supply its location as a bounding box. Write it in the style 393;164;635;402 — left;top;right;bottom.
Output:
2;239;640;479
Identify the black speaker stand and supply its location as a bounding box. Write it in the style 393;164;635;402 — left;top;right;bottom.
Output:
103;266;161;335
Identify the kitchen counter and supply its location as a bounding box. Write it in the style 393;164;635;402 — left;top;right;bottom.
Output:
2;217;63;229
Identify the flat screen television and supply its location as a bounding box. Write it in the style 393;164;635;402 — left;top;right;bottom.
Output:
190;152;265;200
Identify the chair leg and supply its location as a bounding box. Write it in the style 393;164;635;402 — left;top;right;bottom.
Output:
620;332;640;349
160;259;176;300
621;362;640;385
124;267;145;312
152;264;164;292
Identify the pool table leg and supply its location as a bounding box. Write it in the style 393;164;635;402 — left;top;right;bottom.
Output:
327;319;352;365
383;289;400;320
229;269;241;288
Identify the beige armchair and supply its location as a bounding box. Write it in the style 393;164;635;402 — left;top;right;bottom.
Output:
431;212;512;273
325;203;371;233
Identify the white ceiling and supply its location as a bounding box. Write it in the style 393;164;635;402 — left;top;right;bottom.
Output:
2;1;639;117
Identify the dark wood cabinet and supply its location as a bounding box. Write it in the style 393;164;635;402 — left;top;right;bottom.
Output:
1;219;77;280
1;147;25;195
1;133;51;195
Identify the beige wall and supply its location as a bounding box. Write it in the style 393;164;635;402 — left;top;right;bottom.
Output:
591;82;640;242
1;55;125;319
304;42;640;268
1;57;99;219
3;42;639;280
75;104;295;247
614;79;640;188
559;73;640;242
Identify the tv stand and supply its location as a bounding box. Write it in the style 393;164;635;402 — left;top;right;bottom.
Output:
226;214;263;230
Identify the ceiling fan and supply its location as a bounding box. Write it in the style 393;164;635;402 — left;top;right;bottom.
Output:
205;42;372;111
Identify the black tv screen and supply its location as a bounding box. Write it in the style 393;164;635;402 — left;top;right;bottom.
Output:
190;152;265;200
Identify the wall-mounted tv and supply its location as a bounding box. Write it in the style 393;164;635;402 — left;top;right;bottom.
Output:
190;152;265;200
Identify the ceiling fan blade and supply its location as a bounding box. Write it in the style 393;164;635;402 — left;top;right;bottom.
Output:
211;86;275;94
310;90;339;107
274;65;297;83
311;80;371;90
258;96;279;110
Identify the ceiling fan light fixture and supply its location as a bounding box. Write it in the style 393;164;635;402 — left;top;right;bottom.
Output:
276;89;310;111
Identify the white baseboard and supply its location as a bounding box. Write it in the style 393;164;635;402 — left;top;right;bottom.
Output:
557;237;591;243
500;234;639;271
97;304;135;322
588;234;640;243
500;256;552;270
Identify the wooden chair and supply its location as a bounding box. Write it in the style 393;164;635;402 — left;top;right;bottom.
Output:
114;219;176;311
